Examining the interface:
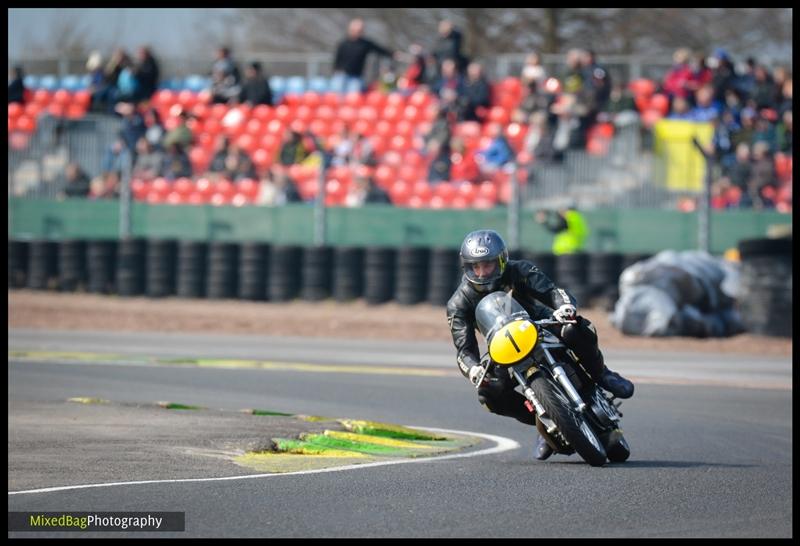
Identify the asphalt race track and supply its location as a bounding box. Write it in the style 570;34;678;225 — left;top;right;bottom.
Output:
8;329;793;538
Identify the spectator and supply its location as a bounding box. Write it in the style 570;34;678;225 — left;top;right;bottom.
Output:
535;205;590;255
775;110;792;153
101;138;128;176
90;171;121;200
208;138;256;181
688;52;713;95
722;142;753;200
132;137;164;180
752;114;777;152
141;102;166;149
395;43;428;93
8;65;26;104
521;52;548;90
345;175;391;206
351;132;378;168
333;18;395;81
212;46;241;85
238;61;273;106
732;107;757;148
583;49;611;111
94;48;130;113
713;110;741;170
210;65;242;104
85;51;107;112
162;111;194;150
523;110;562;164
132;46;160;102
432;19;467;75
604;81;638;126
475;123;514;177
458;61;492;122
708;48;738;105
751;65;776;110
776;77;792;116
160;142;193;180
432;58;463;115
561;48;586;96
114;55;140;105
667;96;693;120
278;127;315;166
425;105;454;151
686;84;720;122
258;167;303;205
663;48;695;102
115;102;147;158
427;139;452;184
748;141;777;209
449;136;480;183
58;162;92;199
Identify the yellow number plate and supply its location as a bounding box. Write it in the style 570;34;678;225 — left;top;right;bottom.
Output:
488;320;538;365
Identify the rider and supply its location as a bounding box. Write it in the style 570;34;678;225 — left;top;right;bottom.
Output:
446;229;634;460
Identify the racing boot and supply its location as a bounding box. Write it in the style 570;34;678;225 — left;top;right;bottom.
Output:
534;434;554;460
598;368;634;399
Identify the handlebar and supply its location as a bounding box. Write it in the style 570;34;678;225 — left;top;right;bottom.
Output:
535;318;577;326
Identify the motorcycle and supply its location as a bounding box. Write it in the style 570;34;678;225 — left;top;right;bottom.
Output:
471;291;631;466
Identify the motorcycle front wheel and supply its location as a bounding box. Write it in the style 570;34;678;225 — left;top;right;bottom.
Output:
530;375;607;467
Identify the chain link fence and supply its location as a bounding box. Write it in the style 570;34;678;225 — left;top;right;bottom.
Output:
8;114;122;199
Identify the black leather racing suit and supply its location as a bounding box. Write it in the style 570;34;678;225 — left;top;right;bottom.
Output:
446;259;606;426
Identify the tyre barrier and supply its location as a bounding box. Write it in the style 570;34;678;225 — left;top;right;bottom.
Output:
301;246;333;301
58;240;87;292
555;253;591;306
363;247;395;305
521;252;556;283
206;242;239;299
145;239;176;298
268;245;302;301
116;238;146;296
8;240;29;288
427;247;460;306
87;240;117;294
737;237;792;338
9;238;666;309
238;242;269;301
332;246;364;302
395;247;429;305
176;241;208;299
587;252;623;308
27;240;59;290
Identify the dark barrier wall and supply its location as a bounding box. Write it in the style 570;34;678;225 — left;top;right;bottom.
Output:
5;238;709;309
9;198;792;254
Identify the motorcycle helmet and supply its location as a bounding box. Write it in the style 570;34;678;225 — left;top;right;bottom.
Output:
459;229;509;293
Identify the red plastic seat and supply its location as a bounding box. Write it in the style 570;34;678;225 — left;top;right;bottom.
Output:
252;105;273;123
73;90;91;108
365;91;387;110
173;177;194;197
189;146;210;173
177;90;197;110
649;94;670;116
628;78;656;98
301;92;321;109
382;104;402;122
153;89;176;109
15;115;36;133
388;180;411;206
339;92;359;109
131;178;151;200
8;102;23;119
195;177;215;198
408;90;431;109
237;178;261;199
245;118;263;137
374;165;395;189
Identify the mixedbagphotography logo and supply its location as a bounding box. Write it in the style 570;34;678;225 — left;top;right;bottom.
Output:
8;512;185;532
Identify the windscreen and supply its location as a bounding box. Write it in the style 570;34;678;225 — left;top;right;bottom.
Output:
475;291;529;339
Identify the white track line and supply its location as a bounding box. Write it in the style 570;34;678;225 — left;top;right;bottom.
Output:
8;427;519;496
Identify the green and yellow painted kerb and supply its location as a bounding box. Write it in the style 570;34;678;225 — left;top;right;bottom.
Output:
59;392;480;474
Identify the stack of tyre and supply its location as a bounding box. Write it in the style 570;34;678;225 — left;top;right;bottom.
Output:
737;237;792;337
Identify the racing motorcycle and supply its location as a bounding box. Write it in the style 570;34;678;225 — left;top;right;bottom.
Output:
471;291;631;467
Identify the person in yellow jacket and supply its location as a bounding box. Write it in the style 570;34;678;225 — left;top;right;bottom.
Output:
535;205;589;255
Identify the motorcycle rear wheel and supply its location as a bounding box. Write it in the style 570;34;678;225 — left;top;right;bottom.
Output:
530;375;607;467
